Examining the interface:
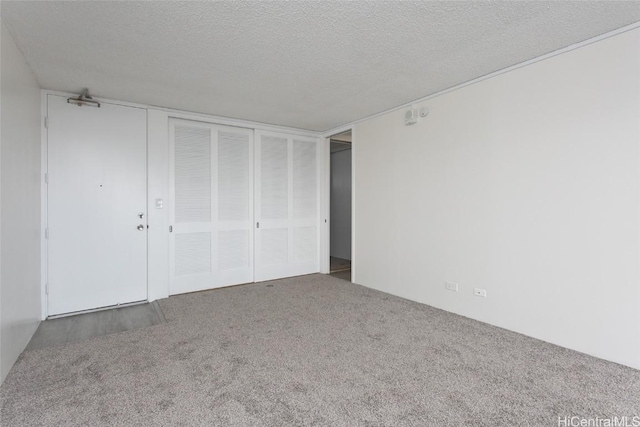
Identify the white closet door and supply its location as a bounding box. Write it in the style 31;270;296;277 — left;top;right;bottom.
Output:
255;131;320;281
169;119;253;295
217;129;254;285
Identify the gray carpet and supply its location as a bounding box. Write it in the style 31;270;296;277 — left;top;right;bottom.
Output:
1;274;639;426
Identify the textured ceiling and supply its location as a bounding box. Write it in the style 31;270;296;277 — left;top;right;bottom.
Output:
2;1;640;132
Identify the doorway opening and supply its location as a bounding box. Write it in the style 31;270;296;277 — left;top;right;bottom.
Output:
329;130;352;281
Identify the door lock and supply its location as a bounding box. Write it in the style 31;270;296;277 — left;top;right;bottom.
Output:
138;212;144;219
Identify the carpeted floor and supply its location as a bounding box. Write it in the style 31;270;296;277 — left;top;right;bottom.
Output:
1;274;639;426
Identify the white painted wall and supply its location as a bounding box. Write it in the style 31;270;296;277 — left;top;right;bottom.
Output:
330;149;352;260
147;109;170;302
1;21;42;383
354;28;640;370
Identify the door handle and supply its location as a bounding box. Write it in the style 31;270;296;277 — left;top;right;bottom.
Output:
137;224;145;231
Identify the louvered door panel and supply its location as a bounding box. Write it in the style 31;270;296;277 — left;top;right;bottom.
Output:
261;136;289;220
217;129;253;285
174;126;211;223
262;228;289;265
291;138;319;275
169;119;253;295
175;232;212;276
170;122;215;294
219;131;250;221
292;139;318;264
219;230;250;270
255;131;320;281
293;226;317;263
293;139;317;219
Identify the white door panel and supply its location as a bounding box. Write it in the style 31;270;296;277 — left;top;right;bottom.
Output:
47;95;148;316
169;119;253;295
255;131;320;281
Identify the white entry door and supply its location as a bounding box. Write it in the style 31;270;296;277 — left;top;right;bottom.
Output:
47;95;148;316
169;119;254;295
255;131;320;281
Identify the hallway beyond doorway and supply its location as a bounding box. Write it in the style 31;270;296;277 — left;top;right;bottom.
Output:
330;256;351;281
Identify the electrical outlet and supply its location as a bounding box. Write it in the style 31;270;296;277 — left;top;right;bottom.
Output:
474;288;487;298
445;282;458;292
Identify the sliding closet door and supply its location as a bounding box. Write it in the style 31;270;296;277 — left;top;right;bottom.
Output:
169;119;253;295
255;131;320;281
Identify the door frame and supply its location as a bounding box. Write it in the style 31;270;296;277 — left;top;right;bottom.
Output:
322;127;355;281
40;92;151;319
